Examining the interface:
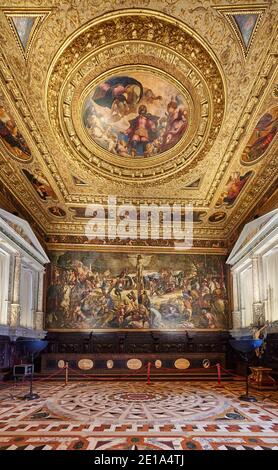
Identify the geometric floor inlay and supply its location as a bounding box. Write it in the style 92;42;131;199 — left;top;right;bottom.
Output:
0;380;278;450
46;382;231;424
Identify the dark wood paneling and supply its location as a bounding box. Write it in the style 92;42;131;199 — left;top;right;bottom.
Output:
0;336;11;376
46;330;230;355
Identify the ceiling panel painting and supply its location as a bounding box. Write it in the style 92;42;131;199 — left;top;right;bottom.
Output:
83;71;189;158
10;16;36;50
0;90;32;161
233;14;259;50
4;11;51;59
215;171;253;209
216;6;265;57
22;169;57;202
241;106;278;164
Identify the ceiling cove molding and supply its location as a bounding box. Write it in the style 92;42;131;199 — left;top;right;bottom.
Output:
205;54;277;205
0;58;69;202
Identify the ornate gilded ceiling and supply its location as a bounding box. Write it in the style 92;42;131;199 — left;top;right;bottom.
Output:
0;0;277;253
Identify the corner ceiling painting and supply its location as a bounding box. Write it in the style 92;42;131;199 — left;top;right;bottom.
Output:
233;14;258;50
0;2;276;251
9;16;35;50
83;71;189;158
46;252;228;331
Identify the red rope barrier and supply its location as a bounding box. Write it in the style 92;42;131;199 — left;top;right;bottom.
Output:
218;365;244;380
33;368;65;383
146;362;151;385
0;360;246;388
62;362;223;383
66;364;148;381
216;363;222;386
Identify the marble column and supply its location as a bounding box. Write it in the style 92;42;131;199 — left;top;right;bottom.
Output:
252;255;264;324
231;270;242;329
35;270;45;330
10;254;21;327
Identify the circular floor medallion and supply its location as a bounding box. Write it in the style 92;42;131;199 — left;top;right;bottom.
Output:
46;382;231;424
110;392;164;402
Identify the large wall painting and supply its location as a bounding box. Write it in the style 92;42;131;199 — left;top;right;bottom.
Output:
241;106;278;163
83;71;189;158
46;252;228;331
0;91;31;160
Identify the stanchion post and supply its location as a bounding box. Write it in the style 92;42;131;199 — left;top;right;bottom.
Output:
65;362;69;386
146;362;151;385
216;363;222;387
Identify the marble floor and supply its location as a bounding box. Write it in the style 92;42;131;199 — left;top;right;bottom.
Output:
0;380;277;450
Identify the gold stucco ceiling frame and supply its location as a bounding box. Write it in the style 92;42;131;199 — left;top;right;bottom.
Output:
61;55;206;178
46;9;226;183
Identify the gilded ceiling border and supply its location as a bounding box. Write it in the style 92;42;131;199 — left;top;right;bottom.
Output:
46;9;226;182
0;7;276;241
45;243;227;255
206;55;277;205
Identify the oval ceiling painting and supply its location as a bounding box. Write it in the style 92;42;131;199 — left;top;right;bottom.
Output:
83;71;189;158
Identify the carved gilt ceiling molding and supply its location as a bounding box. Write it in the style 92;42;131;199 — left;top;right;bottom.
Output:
46;10;225;182
0;2;277;248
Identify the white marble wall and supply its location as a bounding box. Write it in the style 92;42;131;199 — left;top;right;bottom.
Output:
227;210;278;331
0;244;47;339
0;209;49;340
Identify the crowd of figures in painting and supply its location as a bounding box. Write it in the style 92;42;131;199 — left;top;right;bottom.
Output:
46;252;228;331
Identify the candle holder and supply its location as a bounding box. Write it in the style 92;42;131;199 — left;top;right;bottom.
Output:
229;338;263;402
